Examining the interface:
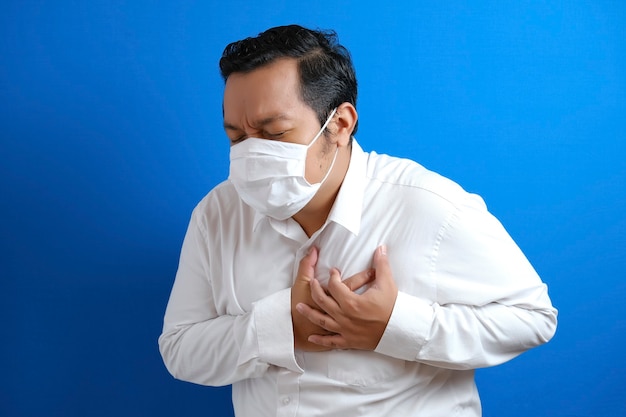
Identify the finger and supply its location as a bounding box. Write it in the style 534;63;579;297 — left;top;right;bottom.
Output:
310;277;340;314
308;333;347;349
326;268;357;310
296;303;340;332
342;268;375;292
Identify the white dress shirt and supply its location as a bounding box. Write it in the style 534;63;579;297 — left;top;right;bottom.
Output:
159;140;557;417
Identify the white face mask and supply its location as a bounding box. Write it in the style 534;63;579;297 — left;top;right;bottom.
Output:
229;108;338;220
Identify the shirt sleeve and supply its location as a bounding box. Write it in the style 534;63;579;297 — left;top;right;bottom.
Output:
158;208;301;387
376;193;557;369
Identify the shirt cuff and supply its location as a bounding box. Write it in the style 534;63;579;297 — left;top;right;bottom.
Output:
254;288;303;373
375;291;434;361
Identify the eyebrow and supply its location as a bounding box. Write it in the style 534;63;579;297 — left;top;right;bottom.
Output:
223;113;292;131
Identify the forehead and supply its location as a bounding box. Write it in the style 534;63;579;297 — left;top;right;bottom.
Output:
223;58;304;122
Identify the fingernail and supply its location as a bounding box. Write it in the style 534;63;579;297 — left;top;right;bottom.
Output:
380;245;387;255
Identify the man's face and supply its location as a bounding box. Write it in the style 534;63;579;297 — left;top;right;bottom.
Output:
223;58;334;185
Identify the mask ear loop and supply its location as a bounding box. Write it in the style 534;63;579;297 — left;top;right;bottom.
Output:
307;108;338;149
317;140;339;184
305;108;339;186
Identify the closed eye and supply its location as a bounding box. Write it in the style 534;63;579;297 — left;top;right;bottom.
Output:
229;135;247;145
267;131;286;139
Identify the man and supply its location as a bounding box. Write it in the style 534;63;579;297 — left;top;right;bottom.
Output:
159;24;557;416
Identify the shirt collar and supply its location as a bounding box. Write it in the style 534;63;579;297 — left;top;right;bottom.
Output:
325;139;366;236
252;139;367;236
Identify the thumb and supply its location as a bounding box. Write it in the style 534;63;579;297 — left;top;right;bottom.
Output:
372;245;392;283
297;246;318;282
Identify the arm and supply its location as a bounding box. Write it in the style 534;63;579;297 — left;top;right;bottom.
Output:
298;194;557;369
158;210;300;386
380;194;557;369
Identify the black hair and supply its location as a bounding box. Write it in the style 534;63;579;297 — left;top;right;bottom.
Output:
219;24;358;135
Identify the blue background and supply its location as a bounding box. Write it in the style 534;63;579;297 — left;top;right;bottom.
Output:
2;1;624;416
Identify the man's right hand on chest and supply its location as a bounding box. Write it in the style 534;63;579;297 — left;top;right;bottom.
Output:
291;247;334;351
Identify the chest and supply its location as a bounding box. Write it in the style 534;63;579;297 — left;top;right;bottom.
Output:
209;215;438;314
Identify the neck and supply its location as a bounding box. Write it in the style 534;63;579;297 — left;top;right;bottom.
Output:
292;145;351;237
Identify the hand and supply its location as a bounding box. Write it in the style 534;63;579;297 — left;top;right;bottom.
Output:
295;245;398;350
291;247;334;351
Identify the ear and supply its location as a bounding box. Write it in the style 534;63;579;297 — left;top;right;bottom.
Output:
333;102;358;147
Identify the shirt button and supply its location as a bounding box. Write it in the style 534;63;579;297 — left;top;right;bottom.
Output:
282;397;291;405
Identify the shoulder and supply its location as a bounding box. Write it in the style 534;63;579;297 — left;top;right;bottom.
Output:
190;180;251;231
195;180;238;211
365;151;485;210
